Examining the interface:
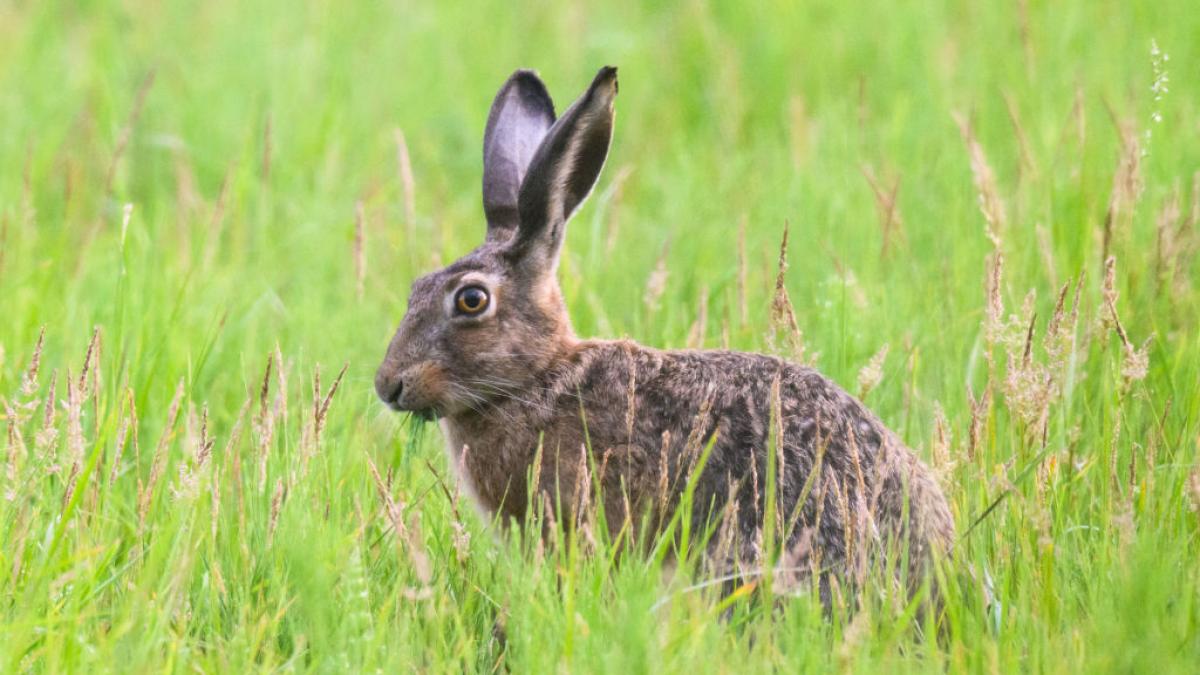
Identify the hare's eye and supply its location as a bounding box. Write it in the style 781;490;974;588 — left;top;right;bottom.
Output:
455;286;490;315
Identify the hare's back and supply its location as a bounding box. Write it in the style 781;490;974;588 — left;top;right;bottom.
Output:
575;344;897;477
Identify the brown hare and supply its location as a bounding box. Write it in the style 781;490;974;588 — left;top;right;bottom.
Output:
375;66;954;600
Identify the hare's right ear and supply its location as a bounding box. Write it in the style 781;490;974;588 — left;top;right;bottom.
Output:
509;66;617;269
482;70;556;241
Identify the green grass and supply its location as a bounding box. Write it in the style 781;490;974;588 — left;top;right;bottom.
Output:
2;0;1199;671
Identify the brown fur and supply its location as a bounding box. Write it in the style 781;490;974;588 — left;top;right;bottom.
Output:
375;67;954;599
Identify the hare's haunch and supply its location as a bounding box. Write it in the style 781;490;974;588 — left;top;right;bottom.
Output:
376;67;954;597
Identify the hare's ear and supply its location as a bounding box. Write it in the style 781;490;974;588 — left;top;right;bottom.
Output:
483;70;557;241
510;66;617;266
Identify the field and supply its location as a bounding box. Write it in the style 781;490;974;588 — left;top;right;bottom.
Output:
2;0;1199;671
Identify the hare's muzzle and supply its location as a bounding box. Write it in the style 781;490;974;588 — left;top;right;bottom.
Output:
375;362;443;420
374;368;405;409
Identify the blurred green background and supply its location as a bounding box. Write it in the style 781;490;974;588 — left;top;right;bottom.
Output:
1;0;1198;671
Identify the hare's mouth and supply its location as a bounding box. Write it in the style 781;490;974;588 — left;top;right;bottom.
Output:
381;396;439;421
385;400;439;421
411;407;439;422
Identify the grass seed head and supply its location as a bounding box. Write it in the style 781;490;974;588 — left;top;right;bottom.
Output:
1190;171;1199;230
395;128;417;240
65;367;85;468
953;111;1007;244
643;242;670;313
856;343;889;400
623;347;637;443
139;380;185;527
768;222;811;363
255;354;276;492
78;327;100;395
685;285;709;349
109;389;137;486
1187;464;1200;516
603;165;634;254
354;201;366;301
20;327;45;398
1099;257;1152;387
737;214;748;323
967;386;991;461
931;403;953;478
656;430;671;523
4;399;27;500
35;370;58;455
861;164;906;258
1147;39;1170;137
1102;118;1143;261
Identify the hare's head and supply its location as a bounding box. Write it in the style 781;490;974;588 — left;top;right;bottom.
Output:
376;67;618;418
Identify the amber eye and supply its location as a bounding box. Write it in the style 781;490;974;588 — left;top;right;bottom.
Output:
454;286;490;315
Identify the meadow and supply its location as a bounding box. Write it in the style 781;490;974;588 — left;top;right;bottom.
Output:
1;0;1198;671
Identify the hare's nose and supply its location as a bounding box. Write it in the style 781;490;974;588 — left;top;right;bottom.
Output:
375;370;404;406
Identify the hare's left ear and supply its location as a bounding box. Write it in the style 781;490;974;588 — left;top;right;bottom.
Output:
483;70;557;241
509;66;617;266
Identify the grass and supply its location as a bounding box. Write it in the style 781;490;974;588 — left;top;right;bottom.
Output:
1;0;1199;671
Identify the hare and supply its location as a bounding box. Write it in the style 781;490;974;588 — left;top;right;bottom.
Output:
375;67;954;598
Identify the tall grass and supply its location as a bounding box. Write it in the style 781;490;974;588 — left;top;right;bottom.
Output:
2;0;1198;671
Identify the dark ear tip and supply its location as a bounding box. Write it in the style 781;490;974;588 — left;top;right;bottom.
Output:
498;69;555;117
510;69;544;86
594;66;619;94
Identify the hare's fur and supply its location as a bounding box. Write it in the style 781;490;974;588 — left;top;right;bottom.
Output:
376;67;954;595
